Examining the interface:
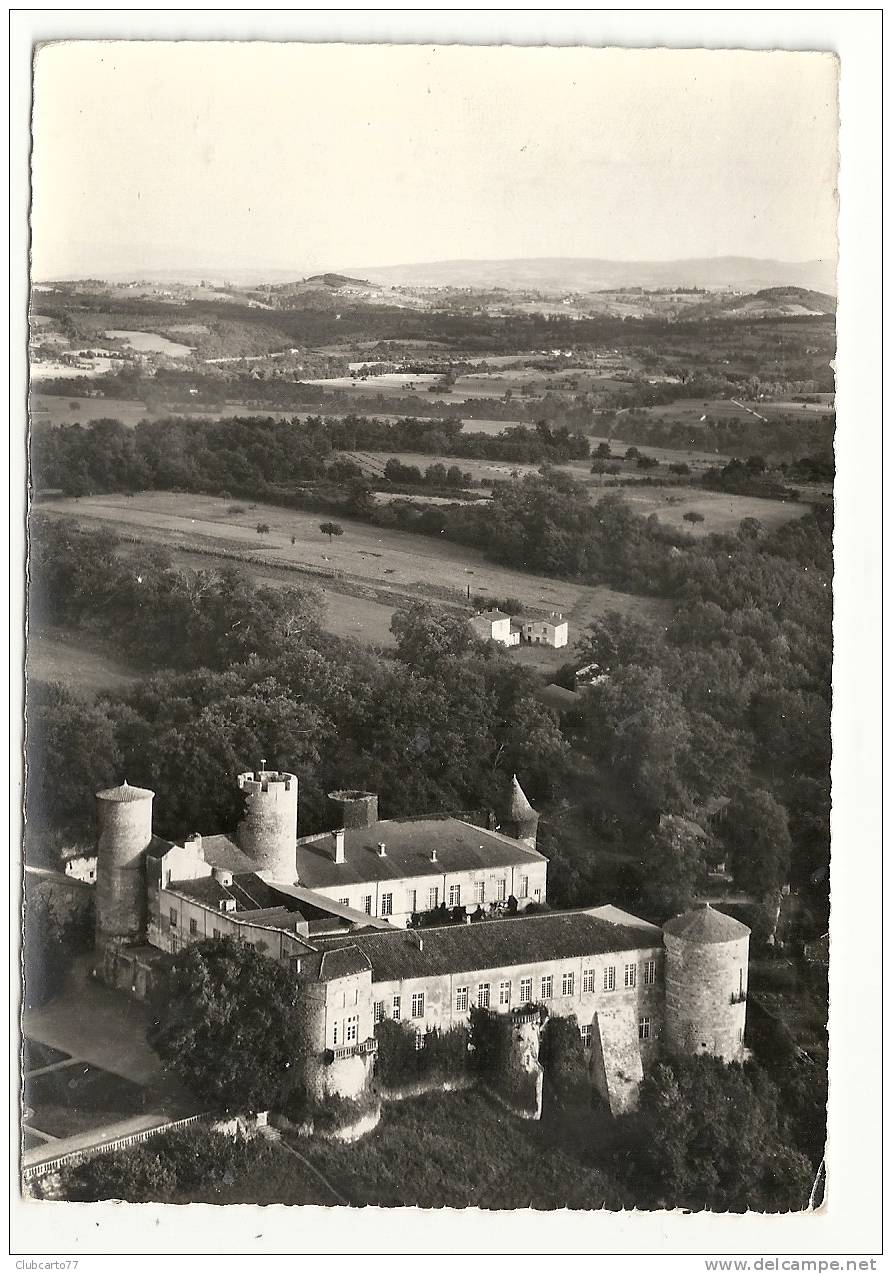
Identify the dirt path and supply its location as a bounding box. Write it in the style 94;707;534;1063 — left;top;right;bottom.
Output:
274;1134;351;1206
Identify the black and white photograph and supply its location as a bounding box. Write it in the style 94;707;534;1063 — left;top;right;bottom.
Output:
11;12;882;1262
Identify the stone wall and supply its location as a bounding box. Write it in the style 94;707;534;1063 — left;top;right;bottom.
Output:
590;1005;644;1115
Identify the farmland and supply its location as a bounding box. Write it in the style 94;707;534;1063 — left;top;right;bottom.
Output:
38;492;673;675
26;625;141;695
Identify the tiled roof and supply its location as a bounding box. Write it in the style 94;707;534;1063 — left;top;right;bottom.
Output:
294;817;546;890
312;908;660;984
664;903;750;944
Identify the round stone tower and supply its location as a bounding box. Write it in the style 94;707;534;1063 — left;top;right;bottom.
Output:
663;902;750;1062
95;781;155;949
237;769;298;881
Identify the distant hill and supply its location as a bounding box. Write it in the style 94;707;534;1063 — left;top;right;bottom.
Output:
683;286;837;321
340;256;837;295
304;272;371;289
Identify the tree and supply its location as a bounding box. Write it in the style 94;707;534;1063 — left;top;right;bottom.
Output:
631;1056;813;1212
714;787;792;897
148;937;308;1112
638;814;709;918
683;510;705;524
318;521;344;543
390;600;475;667
25;683;121;838
23;887;94;1008
595;441;612;459
256;522;270;536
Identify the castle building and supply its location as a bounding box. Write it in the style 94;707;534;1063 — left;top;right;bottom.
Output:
91;769;749;1116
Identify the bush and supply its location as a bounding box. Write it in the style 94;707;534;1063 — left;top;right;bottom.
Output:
55;1127;277;1203
539;1014;591;1106
375;1019;469;1088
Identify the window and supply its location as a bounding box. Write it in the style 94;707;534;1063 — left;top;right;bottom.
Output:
624;963;637;989
363;895;373;915
580;1024;592;1048
540;975;553;1000
499;980;511;1007
534;888;542;902
346;1015;359;1044
392;995;401;1022
289;956;302;975
428;887;439;911
407;889;417;914
169;908;178;929
456;986;469;1012
643;959;656;986
582;968;595;993
519;875;529;899
332;1021;339;1047
448;884;461;908
638;1016;651;1040
604;966;616;992
562;971;575;997
477;983;491;1009
414;1031;425;1051
520;977;533;1004
474;880;486;904
189;918;198;936
338;897;350;908
212;928;221;941
381;892;393;917
374;1001;385;1024
354;988;360;1005
411;992;425;1019
496;878;507;902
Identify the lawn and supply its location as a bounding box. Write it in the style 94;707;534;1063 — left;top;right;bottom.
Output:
24;1063;148;1139
23;1039;71;1072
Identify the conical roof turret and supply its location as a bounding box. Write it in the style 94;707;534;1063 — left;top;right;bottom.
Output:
509;774;537;824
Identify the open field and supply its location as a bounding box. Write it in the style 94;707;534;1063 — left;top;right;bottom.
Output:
40;492;673;658
26;625;141;695
29;392;534;435
608;485;809;535
630;396;834;426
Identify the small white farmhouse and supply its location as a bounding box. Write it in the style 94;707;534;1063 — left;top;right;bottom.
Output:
469;609;520;647
519;611;569;648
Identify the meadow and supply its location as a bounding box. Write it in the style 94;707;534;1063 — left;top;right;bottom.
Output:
39;492;673;676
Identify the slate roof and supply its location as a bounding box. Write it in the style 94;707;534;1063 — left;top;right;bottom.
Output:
200;835;256;873
312;908;661;984
294;817;546;890
146;833;255;873
96;782;154;803
535;684;579;712
663;903;750;944
169;872;293;913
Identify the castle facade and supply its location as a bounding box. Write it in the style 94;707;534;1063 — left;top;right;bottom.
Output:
92;769;750;1116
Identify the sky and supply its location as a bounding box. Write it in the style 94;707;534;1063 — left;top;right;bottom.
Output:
31;43;839;279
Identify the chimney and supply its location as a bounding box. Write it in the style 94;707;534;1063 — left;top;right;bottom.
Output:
185;832;202;851
377;842;387;858
331;828;346;864
212;867;233;886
